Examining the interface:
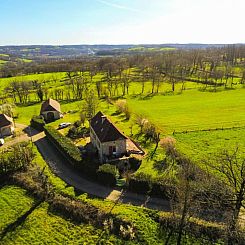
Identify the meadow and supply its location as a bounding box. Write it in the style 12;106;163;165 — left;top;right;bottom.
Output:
0;147;219;244
0;186;127;244
0;186;35;233
127;88;245;133
1;70;242;180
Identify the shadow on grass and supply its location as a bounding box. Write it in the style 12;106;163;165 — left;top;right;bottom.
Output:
0;200;43;241
153;160;167;173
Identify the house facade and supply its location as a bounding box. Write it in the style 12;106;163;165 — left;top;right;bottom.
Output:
90;111;127;162
0;114;14;137
40;98;61;122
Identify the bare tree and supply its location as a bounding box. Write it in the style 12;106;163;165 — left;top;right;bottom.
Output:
209;147;245;244
81;89;99;120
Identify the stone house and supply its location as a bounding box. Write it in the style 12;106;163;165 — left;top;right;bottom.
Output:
40;98;62;122
0;114;14;137
90;111;128;162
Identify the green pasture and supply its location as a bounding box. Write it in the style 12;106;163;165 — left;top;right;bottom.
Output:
127;88;245;133
0;186;34;233
1;202;125;245
0;72;67;90
0;54;9;57
0;60;7;66
175;127;245;163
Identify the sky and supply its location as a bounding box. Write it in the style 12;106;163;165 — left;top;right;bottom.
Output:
0;0;244;45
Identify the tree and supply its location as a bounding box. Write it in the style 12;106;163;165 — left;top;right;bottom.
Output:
81;89;99;120
167;155;204;245
80;112;86;126
209;147;245;244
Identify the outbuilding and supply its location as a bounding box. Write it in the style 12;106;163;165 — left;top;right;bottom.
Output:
40;98;62;122
0;114;14;137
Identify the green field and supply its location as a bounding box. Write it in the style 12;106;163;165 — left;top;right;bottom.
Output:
0;186;127;244
0;186;35;233
2;72;242;182
127;88;245;133
175;127;245;163
0;72;67;90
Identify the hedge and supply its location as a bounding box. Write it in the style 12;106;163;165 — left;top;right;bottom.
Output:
97;164;119;187
44;126;82;165
129;157;142;171
128;173;151;194
150;181;174;199
159;214;225;243
30;115;46;131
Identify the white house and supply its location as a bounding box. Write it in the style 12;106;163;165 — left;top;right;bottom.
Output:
40;98;61;122
0;114;14;137
90;111;127;162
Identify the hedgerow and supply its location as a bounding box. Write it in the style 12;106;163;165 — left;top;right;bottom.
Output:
44;125;82;165
30;115;46;131
97;164;119;186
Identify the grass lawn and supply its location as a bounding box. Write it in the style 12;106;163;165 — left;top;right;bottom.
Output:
0;186;35;233
127;88;245;133
0;72;67;90
175;127;245;164
1;202;126;245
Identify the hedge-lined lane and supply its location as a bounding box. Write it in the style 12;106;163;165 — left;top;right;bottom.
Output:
31;128;170;211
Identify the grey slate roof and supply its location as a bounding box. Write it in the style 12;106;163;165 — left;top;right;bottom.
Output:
40;98;61;113
90;111;127;143
0;114;13;128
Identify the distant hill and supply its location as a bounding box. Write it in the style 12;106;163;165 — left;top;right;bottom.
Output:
0;43;238;59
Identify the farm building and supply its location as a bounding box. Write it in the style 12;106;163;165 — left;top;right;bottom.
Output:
40;98;62;122
90;111;128;162
0;114;14;137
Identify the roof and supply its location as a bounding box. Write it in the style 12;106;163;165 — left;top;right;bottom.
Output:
0;114;13;128
90;111;127;143
40;98;61;113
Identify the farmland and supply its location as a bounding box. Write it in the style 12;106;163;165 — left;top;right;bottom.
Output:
0;186;128;244
0;70;244;180
0;44;245;244
127;88;245;133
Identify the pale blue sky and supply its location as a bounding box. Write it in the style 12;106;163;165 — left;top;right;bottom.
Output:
0;0;244;45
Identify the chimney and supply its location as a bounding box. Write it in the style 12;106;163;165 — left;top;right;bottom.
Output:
101;115;106;124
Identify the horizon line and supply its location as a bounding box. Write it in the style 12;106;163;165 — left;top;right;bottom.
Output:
1;42;244;47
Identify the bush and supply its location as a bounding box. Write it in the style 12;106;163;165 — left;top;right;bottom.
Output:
128;173;151;194
0;143;34;177
150;181;172;199
44;126;82;165
97;164;119;186
67;126;89;139
115;100;131;120
30;115;46;131
129;157;142;171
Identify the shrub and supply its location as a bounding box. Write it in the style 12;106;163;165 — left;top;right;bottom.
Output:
30;115;46;131
67;126;89;139
44;126;82;165
74;120;82;128
128;173;151;194
97;164;119;186
0;143;34;177
150;181;173;199
129;157;142;171
115;100;131;120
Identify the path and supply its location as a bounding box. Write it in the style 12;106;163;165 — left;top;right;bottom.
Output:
0;123;30;150
2;124;170;211
30;129;170;211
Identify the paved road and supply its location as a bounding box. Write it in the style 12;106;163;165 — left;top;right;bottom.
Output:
4;125;171;211
31;130;170;211
0;124;30;150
